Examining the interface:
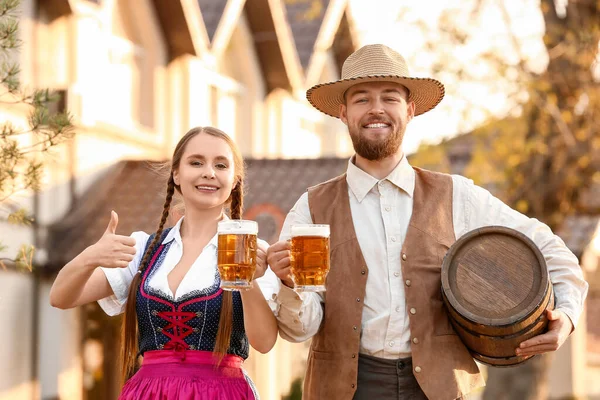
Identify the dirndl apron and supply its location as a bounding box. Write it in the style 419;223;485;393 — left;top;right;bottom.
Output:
120;350;257;400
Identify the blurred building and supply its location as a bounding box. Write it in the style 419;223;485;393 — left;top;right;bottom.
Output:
0;0;358;399
2;1;599;400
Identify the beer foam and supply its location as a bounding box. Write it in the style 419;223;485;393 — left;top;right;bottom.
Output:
291;224;330;237
218;220;258;235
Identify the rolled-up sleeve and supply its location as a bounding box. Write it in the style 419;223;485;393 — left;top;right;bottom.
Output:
97;231;150;316
275;285;324;342
452;175;589;327
272;192;325;342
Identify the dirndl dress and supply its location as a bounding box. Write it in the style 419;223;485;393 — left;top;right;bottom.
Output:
119;230;258;400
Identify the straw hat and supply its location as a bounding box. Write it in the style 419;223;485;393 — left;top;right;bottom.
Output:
307;44;445;118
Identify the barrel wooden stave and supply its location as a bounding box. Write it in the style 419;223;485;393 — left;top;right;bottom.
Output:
447;287;552;359
440;226;554;367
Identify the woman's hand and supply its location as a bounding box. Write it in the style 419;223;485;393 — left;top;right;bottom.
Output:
82;211;137;269
242;237;278;353
50;210;134;309
254;239;269;279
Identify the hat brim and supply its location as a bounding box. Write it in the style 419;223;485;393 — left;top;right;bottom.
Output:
306;75;445;118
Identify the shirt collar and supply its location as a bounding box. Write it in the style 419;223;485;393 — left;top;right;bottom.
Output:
161;214;228;248
346;155;415;202
162;216;184;244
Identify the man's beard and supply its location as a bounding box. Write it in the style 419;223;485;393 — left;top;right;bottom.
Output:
349;124;405;161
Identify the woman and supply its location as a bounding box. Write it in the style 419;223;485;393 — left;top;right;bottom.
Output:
49;127;278;399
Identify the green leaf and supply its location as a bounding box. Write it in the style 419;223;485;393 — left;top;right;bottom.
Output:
7;208;33;225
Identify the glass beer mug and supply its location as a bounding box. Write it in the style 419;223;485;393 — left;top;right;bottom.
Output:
217;220;258;290
290;224;330;292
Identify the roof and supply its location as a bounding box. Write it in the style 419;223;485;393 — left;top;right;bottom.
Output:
284;0;330;70
197;0;228;42
556;215;600;258
244;0;293;92
151;0;197;60
331;9;356;75
580;179;600;211
45;157;348;273
41;0;72;19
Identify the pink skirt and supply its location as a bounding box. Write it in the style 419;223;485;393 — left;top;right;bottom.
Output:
120;350;258;400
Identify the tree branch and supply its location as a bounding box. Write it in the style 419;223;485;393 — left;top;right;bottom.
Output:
530;91;576;147
496;0;535;76
0;187;28;203
541;0;561;27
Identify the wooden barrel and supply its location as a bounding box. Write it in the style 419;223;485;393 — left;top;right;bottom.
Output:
441;226;554;367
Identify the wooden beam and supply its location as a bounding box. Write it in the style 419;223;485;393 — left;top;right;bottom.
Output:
211;0;247;58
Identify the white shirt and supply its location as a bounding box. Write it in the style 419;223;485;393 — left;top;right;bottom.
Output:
273;156;588;359
98;216;280;316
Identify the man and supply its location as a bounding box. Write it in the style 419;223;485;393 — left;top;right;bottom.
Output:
266;44;588;400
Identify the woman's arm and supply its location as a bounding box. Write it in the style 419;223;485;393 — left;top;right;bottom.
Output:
50;252;114;309
239;240;278;353
49;211;137;309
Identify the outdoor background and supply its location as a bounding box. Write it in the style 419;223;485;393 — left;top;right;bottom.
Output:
0;0;598;399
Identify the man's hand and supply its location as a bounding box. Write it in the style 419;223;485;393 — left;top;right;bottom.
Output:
82;211;137;269
266;240;294;288
516;309;573;357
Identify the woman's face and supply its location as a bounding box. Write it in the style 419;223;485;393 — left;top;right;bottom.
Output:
172;133;236;212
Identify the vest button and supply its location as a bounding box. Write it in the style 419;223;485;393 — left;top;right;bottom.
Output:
410;308;416;315
356;298;361;302
415;366;422;373
402;253;407;261
361;270;366;275
352;354;356;358
405;279;411;286
353;326;358;331
413;337;419;344
351;384;356;388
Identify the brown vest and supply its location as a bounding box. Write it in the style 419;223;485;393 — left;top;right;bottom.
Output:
303;167;485;400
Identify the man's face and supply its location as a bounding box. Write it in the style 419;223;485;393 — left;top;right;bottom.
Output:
339;81;415;161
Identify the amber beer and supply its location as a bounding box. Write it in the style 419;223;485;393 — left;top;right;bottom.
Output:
290;224;330;292
217;220;258;290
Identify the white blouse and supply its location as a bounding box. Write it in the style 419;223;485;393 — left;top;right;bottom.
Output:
98;216;279;316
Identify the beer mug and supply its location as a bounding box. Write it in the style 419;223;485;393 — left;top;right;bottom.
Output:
290;224;330;292
217;220;258;290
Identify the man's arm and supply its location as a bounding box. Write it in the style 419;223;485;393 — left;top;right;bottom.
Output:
453;175;588;354
268;192;325;342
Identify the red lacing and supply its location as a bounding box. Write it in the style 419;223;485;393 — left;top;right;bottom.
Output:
157;311;197;360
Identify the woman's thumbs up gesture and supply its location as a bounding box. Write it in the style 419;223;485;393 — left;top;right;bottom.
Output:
82;210;137;269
